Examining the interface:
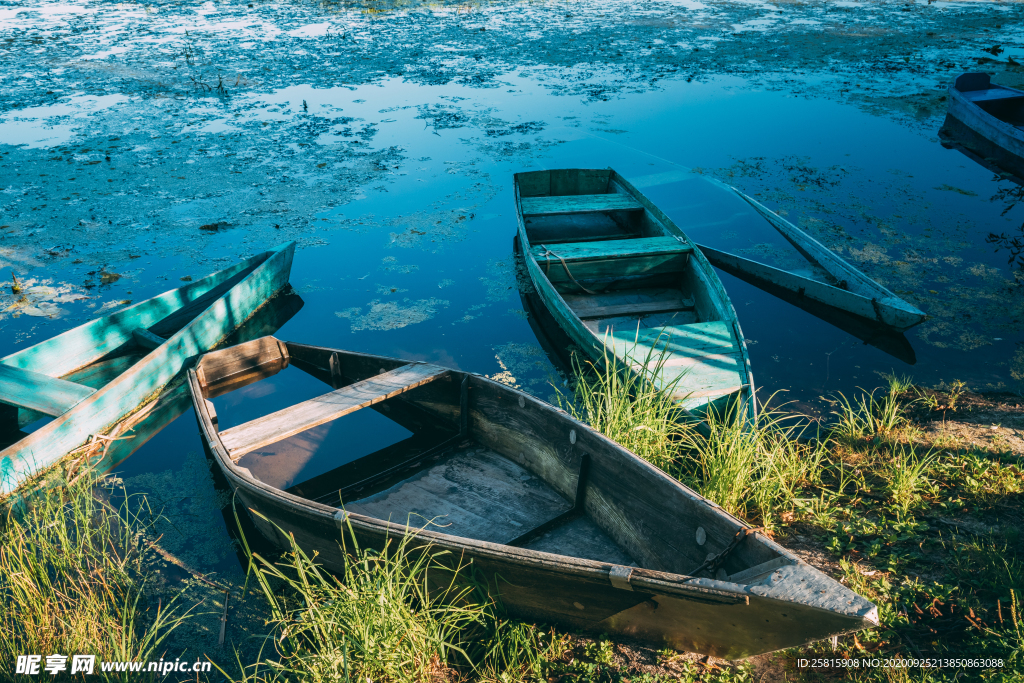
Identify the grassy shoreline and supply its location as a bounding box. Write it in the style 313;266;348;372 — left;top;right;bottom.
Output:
3;363;1022;682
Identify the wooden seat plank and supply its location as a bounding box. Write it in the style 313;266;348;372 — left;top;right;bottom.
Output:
564;288;695;320
219;363;449;459
132;328;167;351
521;194;643;216
531;236;691;264
0;363;97;417
604;321;739;359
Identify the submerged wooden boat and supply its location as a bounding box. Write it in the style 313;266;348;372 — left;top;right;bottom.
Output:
942;72;1024;182
0;242;295;495
188;337;877;658
515;168;756;424
625;172;927;331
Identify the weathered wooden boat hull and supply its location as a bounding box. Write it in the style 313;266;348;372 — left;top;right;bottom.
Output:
626;171;927;331
699;244;924;333
944;73;1024;182
514;169;757;426
189;338;877;659
93;290;305;475
0;242;296;495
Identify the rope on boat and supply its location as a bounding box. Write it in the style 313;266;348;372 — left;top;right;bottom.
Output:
688;526;763;579
539;245;599;295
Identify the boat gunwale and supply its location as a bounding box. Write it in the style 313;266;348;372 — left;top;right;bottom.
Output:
1;254;262;378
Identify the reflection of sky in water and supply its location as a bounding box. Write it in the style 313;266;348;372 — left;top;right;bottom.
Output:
0;94;130;148
1;59;1023;577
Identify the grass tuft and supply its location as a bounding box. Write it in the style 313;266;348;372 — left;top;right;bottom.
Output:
884;444;935;517
0;470;185;682
553;348;688;475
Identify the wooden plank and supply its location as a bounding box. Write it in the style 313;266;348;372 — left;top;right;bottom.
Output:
576;299;694;320
626;351;738;371
523;212;637;245
516;170;551;197
565;289;695;320
219;364;449;459
523;515;635;565
1;242;295;496
605;321;739;359
674;384;749;401
521;194;643;216
197;336;289;385
351;447;571;544
132;329;166;351
531;236;691;263
532;238;692;285
539;232;639;245
0;364;96;417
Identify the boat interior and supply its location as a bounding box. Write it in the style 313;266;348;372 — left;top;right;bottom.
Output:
197;338;786;583
517;168;748;412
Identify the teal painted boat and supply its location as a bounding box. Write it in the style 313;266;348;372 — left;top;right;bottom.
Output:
0;242;296;495
515;168;756;426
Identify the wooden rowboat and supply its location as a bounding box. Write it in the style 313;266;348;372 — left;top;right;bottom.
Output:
941;72;1024;182
626;172;928;331
0;242;295;495
187;336;877;658
515;168;756;425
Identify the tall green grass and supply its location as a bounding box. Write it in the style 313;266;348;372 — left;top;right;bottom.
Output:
554;349;825;531
679;402;827;530
884;444;935;517
228;511;565;683
554;348;688;475
831;382;913;440
0;472;184;682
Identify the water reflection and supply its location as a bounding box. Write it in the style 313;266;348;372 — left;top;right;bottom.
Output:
986;226;1024;272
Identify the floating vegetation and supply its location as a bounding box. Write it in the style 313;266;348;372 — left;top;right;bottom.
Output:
336;297;449;331
487;341;557;396
0;278;88;320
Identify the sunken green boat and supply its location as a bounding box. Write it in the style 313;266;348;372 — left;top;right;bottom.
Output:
515;168;756;426
0;242;295;496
